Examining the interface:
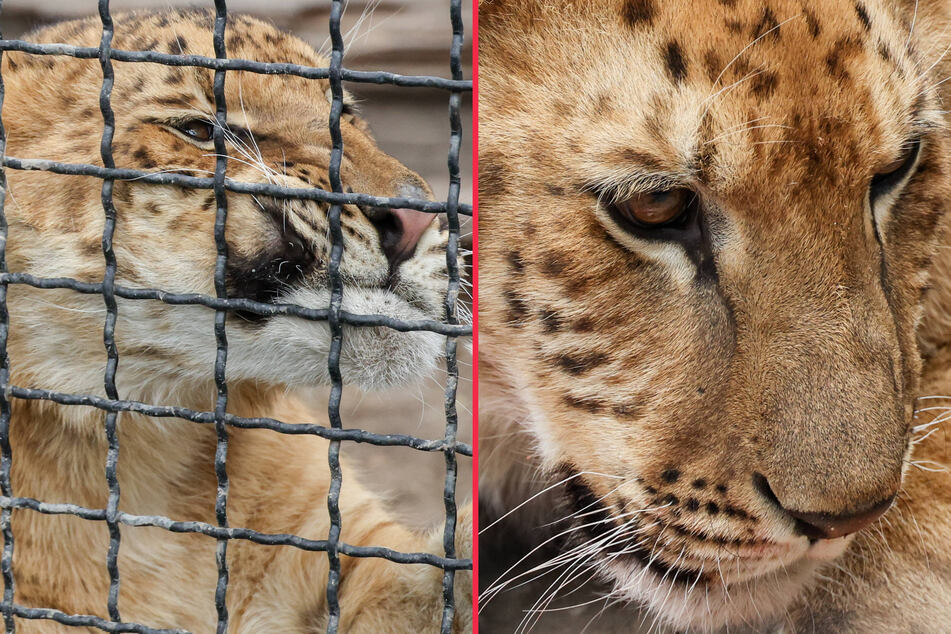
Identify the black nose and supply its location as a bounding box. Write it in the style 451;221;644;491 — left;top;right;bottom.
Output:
753;473;895;540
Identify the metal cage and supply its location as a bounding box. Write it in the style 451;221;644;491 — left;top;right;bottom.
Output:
0;0;472;631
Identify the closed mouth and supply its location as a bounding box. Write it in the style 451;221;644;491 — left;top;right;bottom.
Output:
581;515;797;589
560;472;800;589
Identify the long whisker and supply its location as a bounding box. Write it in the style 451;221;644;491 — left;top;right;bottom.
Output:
711;14;802;87
479;470;624;534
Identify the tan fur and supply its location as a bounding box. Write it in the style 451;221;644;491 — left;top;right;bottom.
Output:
478;0;951;630
1;10;469;633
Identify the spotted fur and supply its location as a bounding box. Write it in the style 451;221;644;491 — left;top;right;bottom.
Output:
1;11;469;633
478;0;951;630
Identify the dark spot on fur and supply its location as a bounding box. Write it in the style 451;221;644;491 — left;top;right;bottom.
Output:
725;505;749;520
826;37;861;79
751;7;780;40
803;9;821;38
692;479;707;490
854;2;871;31
507;250;525;274
685;498;700;512
725;19;744;34
562;394;606;413
661;469;680;484
716;484;728;494
155;95;193;108
540;252;568;277
133;148;156;169
750;71;779;98
621;0;654;27
662;493;679;506
545;184;566;196
878;41;892;63
706;502;720;515
664;40;688;83
703;49;723;83
645;485;658;495
615;148;664;170
537;308;563;333
479;152;507;199
503;288;530;325
572;316;594;333
169;35;188;54
164;68;185;85
556;352;608;375
82;241;102;257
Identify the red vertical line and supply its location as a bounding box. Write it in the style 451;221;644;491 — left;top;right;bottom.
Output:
325;1;346;631
211;2;232;632
0;1;15;631
96;0;123;622
470;0;480;629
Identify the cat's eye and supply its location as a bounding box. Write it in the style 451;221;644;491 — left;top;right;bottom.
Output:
608;188;693;229
870;138;921;200
174;120;215;143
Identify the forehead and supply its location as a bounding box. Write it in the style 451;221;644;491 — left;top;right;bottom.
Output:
483;0;929;191
39;11;333;117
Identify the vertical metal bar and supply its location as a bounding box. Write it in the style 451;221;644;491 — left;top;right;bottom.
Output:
0;2;15;631
440;0;466;631
324;1;345;632
210;2;232;632
96;0;122;622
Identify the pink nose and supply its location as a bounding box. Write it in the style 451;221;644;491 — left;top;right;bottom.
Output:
366;206;436;270
389;207;436;265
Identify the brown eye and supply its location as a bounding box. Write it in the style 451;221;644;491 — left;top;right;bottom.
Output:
611;188;691;228
174;120;215;143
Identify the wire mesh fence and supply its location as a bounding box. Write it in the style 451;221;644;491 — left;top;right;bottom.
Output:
0;0;472;631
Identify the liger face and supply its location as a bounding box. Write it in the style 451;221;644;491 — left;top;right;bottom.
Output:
3;11;451;395
478;0;951;629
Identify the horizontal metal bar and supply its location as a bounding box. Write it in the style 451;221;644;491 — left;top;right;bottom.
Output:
6;386;473;456
0;496;472;570
0;40;472;92
0;273;473;337
11;604;187;634
2;157;472;216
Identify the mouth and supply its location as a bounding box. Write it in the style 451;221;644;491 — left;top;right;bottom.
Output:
560;472;834;591
572;511;802;590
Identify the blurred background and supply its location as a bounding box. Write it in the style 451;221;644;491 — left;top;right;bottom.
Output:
1;0;472;530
